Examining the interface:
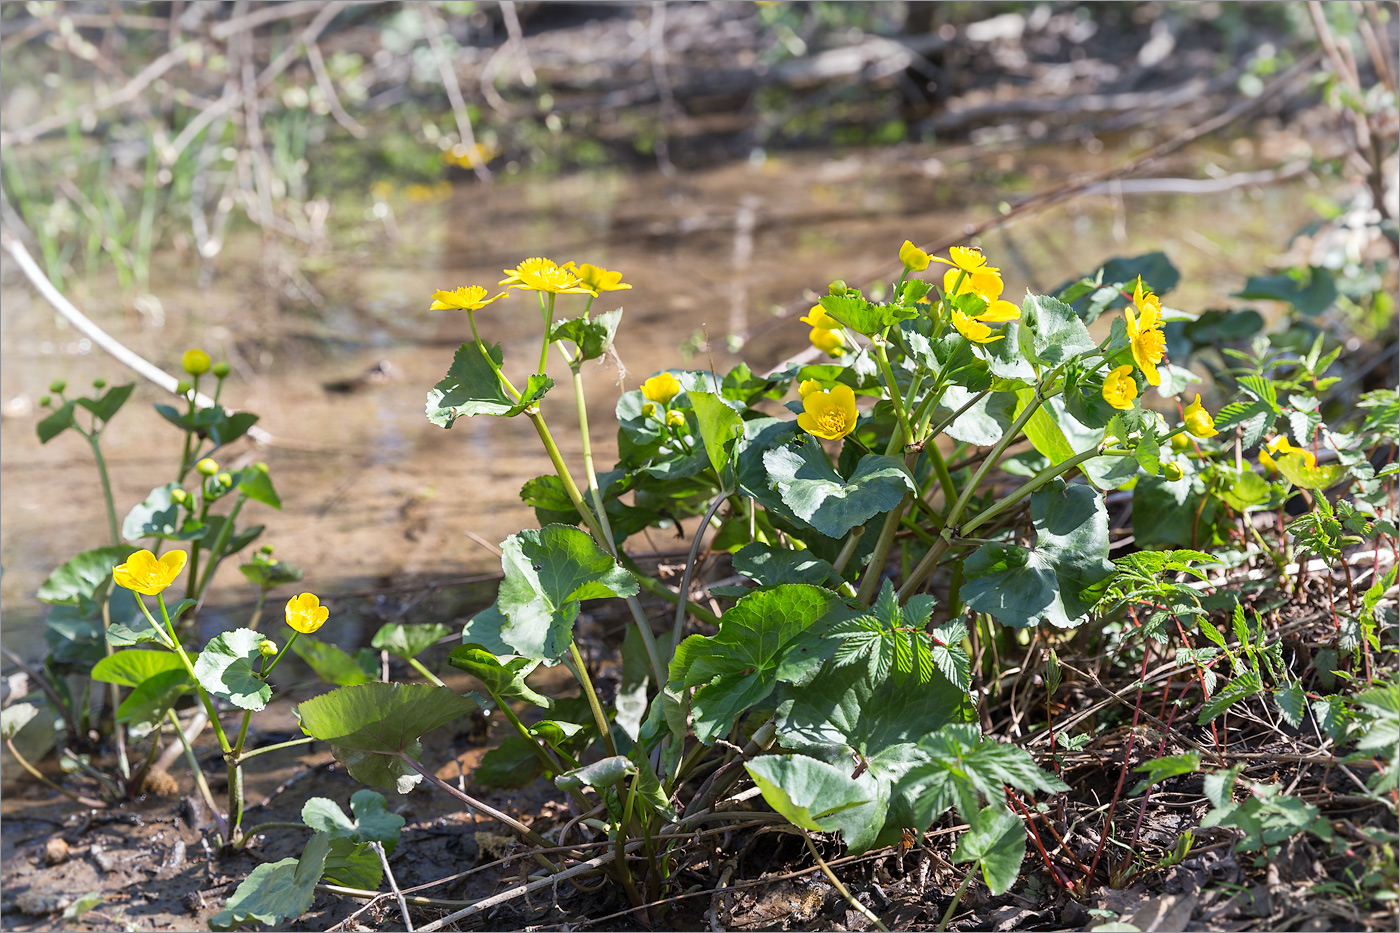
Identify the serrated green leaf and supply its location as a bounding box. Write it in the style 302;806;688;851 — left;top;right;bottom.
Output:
495;525;638;662
194;629;272;711
549;308;622;361
1274;452;1346;490
1130;751;1201;795
234;463;281;509
426;341;553;427
763;438;914;539
689;390;744;480
1022;293;1096;367
953;805;1025;896
962;479;1116;629
447;645;552;707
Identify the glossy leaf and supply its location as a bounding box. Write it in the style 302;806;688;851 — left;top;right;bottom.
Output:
745;754;871;832
447;645;551;707
291;636;372;687
962;479;1116;629
90;649;184;687
193;629;272;711
37;546;136;605
689;390;744;480
763;438;913;539
209;831;328;931
301;789;406;853
426;341;552;427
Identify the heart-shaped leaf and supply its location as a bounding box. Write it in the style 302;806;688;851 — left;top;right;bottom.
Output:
291;636;372;686
302;789;406;853
371;622;451;660
1022;293;1096;367
550;308;622;361
745;754;872;832
193;629;272;711
495;525;638;662
90;649;185;687
122;484;205;541
297;682;475;755
37;546;136;605
763;438;914;539
962;479;1116;629
670;585;841;744
426;341;552;427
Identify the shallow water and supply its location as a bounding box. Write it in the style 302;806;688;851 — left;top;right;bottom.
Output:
0;133;1328;658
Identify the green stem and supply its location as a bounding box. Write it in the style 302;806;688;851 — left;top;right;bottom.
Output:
525;410;607;543
942;390;1046;532
247;590;267;631
672;488;730;649
237;736;314;762
538;293;556;376
194;493;247;603
830;525;864;577
149;595;231;754
259;630;300;680
856;492;911;606
960;447;1132;536
567;641;618;758
166;709;228;841
467;309;522;400
937;867;976;932
927;441;958;510
494;695;565;778
628;561;722;626
873;338;914;448
804;830;890;932
84;430;120;547
407;656;446;687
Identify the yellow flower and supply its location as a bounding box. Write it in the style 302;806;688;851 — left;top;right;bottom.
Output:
798;379;825;398
942;268;1020;322
566;263;631;292
1260;435;1315;472
1101;365;1138;411
899;239;930;271
499;257;597;296
809;327;848;356
797;384;858;440
430;285;505;311
113;549;188;596
285;592;329;634
800;304;840;329
951;309;1003;344
641;373;681;405
1125;277;1166;386
932;246;996;274
1183;395;1219;438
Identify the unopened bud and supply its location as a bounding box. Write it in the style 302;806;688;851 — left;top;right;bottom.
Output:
182;349;211;376
39;395;51;407
212;361;231;379
49;380;66;394
176;380;192;396
258;639;278;658
196;458;220;476
171;488;190;505
92;378;107;389
1164;462;1185;481
666;410;685;429
641;402;657;418
217;471;233;487
1170;432;1190;452
260;544;275;555
828;280;847;295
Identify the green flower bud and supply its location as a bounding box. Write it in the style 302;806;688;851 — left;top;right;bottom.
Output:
258;639;278;658
39;395;51;408
176;380;192;396
260;544;275;555
182;349;212;376
212;361;231;379
92;378;107;389
196;458;220;476
666;410;685;429
217;471;233;487
641;402;657;418
170;488;190;505
828;280;847;295
1170;432;1190;452
1164;462;1185;482
48;379;66;394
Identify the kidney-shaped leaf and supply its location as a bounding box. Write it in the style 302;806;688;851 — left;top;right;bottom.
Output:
426;341;552;427
37;546;136;605
745;754;872;832
371;622;451;660
763;438;914;539
194;629;272;711
302;789;406;853
962;479;1115;629
90;649;185;687
670;584;840;744
209;831;329;931
496;525;638;662
297;682;475;755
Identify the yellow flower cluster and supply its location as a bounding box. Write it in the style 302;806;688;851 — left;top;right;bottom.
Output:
429;257;632;311
1125;278;1166;387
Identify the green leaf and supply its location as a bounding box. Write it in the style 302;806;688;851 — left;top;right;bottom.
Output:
1274;685;1306;729
209;831;329;931
670;585;841;744
817;293;917;335
74;383;135;423
1022;294;1096;367
426;341;552;426
495;525;638;662
962;479;1116;629
555;755;637;792
549;308;622;361
763;438;914;539
371;622;451;660
1274;452;1346;490
322;838;382;890
116;669;193;735
689;391;744;480
36;400;77;443
301;789;405;853
1013;389;1076;464
1234;267;1336;316
731;543;837;588
60;892;104;923
447;645;552;707
296;682;474;755
1130;751;1201;795
90;649;184;687
941;388;1017;446
122;484;201;541
745;754;872;832
1198;669;1263;724
193;629;272;711
953;806;1026;896
291;636;372;687
37;546;136;605
239;557;304;590
234;463;282;509
900;724;1067;829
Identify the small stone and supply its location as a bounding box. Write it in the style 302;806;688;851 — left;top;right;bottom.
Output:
182;890;204;914
15;890;69;915
43;837;70;865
